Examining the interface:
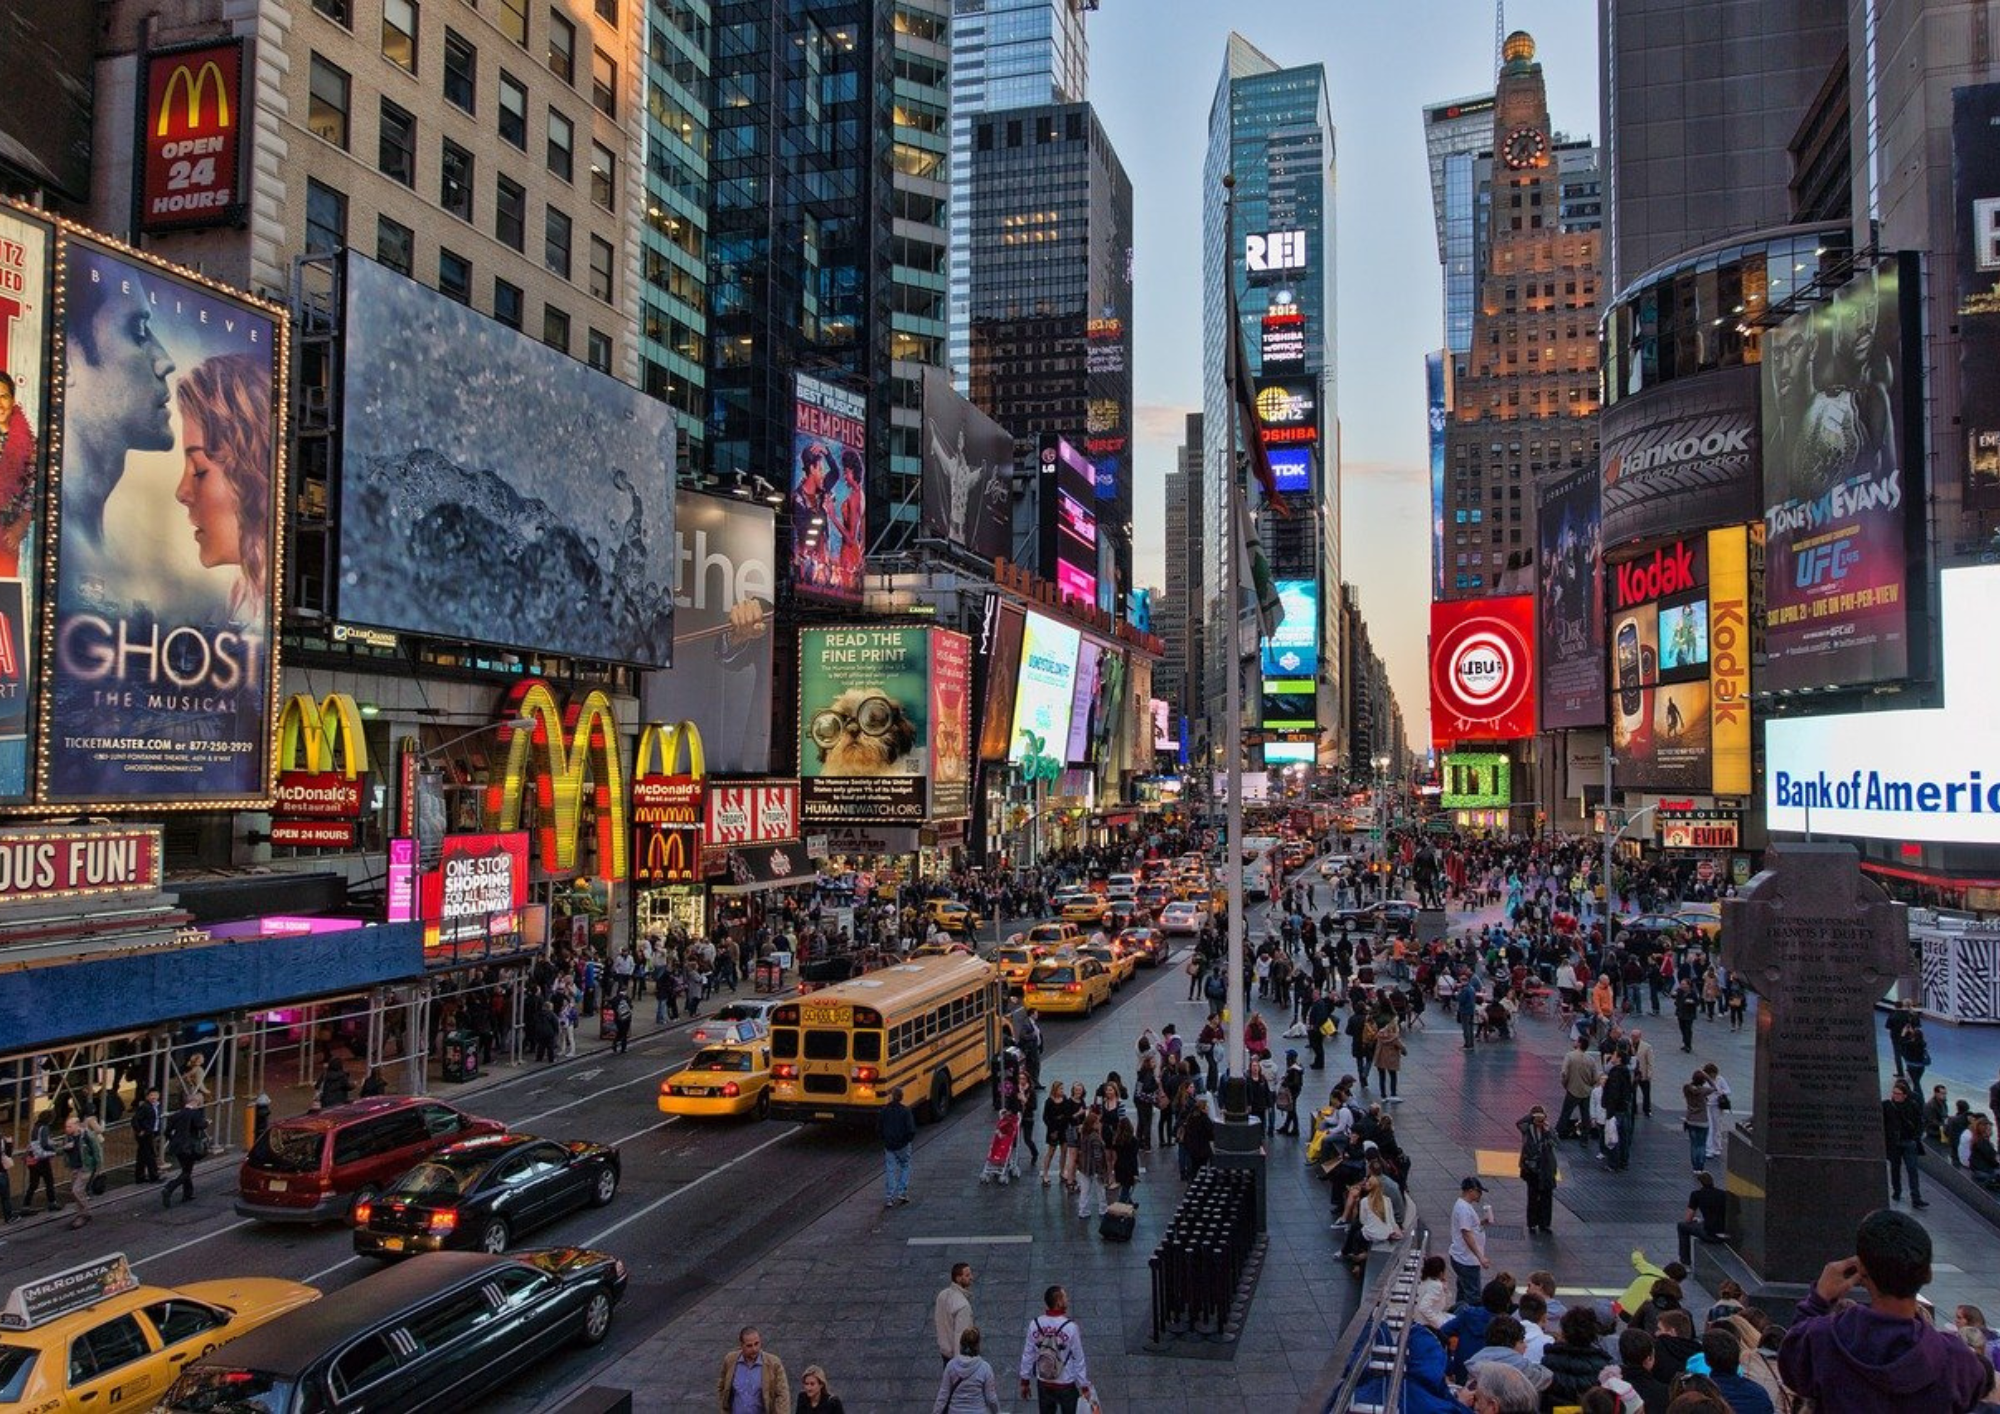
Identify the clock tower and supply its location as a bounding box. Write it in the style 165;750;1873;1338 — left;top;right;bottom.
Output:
1437;30;1602;605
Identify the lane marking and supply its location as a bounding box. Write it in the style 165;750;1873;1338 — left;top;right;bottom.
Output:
608;1118;677;1148
129;1217;257;1269
579;1128;796;1247
306;1254;365;1284
906;1234;1031;1246
513;1058;692;1125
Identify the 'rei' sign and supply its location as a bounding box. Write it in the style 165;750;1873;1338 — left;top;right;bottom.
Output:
139;41;247;234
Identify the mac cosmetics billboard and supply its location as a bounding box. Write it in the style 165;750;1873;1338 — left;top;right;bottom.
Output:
337;255;675;664
1760;258;1917;692
976;595;1025;762
918;367;1013;560
45;233;285;806
1536;463;1605;729
640;492;775;775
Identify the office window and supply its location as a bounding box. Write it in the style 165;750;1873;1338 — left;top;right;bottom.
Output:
548;12;575;83
382;0;417;71
438;249;471;304
498;0;528;44
595;0;618;21
441;139;473;220
308;55;350;148
313;0;351;27
586;328;611;372
589;142;614;209
588;235;613;301
495;176;526;250
498;71;527;148
547;110;574;180
443;30;476;112
544;207;571;278
494;279;524;329
590;48;616;116
378;99;416;186
305;179;347;253
376;216;414;276
542;305;570;352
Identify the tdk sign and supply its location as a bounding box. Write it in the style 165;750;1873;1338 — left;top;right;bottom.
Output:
1246;231;1307;273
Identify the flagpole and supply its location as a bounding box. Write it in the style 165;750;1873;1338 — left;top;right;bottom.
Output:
1220;173;1248;1119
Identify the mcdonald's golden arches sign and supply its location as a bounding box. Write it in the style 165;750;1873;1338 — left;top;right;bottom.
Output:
633;721;703;886
270;693;369;848
140;40;246;234
482;681;628;881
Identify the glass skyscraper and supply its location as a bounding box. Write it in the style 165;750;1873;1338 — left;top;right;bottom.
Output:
640;0;712;460
1201;33;1339;767
947;0;1092;390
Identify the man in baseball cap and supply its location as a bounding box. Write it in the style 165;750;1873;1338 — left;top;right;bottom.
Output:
1451;1175;1493;1307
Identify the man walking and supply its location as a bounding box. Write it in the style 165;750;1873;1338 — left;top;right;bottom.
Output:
1630;1029;1656;1118
162;1096;208;1208
1517;1106;1558;1235
611;988;633;1054
61;1116;100;1230
1019;1284;1093;1414
132;1086;162;1184
934;1262;975;1366
881;1085;916;1208
717;1326;790;1414
1883;1077;1930;1209
1449;1176;1492;1308
1600;1049;1637;1171
1556;1036;1601;1141
1456;972;1478;1050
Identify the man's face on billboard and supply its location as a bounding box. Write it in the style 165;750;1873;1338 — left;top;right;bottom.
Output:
1771;326;1808;401
76;277;175;452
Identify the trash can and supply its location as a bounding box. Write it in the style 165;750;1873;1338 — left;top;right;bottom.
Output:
442;1031;480;1083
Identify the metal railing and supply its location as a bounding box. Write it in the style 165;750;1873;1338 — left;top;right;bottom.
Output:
1318;1228;1428;1414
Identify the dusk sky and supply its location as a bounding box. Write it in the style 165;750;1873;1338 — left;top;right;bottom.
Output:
1089;0;1598;743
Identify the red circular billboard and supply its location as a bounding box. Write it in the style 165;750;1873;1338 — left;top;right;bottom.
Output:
1430;596;1537;744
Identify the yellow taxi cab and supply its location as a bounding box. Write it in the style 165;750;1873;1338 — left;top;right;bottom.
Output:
1022;956;1115;1017
924;899;982;935
1078;941;1138;989
1025;921;1082;950
992;943;1045;989
1673;905;1722;940
0;1254;318;1414
658;1039;775;1118
1059;893;1109;925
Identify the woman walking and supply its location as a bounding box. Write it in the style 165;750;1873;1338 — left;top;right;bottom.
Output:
1060;1082;1088;1190
1038;1080;1072;1188
1073;1111;1108;1220
1373;1015;1406;1101
1134;1056;1160;1153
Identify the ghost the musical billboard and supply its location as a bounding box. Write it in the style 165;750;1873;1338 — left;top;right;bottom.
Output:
44;233;284;805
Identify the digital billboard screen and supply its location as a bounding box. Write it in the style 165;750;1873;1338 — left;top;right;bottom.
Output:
1150;697;1175;751
1269;447;1312;495
1441;751;1510;808
1261;580;1317;678
976;596;1025;762
1536;462;1605;729
1429;596;1536;744
1760;258;1915;691
45;233;284;807
1038;435;1097;609
1954;84;2000;505
1066;640;1103;764
919;367;1013;560
1254;379;1318;447
338;255;674;664
791;373;868;605
1261;679;1316;730
639;492;775;775
0;205;52;803
799;627;964;824
1263;742;1314;765
1009;611;1080;767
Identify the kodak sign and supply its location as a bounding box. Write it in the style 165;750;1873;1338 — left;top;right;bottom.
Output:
271;693;367;848
483;682;629;882
633;721;702;886
140;40;246;234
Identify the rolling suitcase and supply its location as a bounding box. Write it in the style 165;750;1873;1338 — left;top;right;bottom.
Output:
1098;1201;1136;1242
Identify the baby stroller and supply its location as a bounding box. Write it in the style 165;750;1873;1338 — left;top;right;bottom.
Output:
980;1108;1022;1184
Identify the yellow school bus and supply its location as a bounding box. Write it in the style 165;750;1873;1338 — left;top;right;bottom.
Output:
765;955;1003;1123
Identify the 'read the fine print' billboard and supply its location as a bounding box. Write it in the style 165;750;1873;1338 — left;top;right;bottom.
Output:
798;626;969;825
1759;257;1917;692
46;231;285;807
337;255;675;665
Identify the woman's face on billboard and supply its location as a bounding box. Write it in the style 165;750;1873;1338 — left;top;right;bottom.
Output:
175;406;243;569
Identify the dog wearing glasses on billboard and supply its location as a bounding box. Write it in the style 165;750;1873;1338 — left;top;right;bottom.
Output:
810;689;918;776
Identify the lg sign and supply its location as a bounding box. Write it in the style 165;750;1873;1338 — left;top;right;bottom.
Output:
1246;231;1307;273
1430;596;1537;744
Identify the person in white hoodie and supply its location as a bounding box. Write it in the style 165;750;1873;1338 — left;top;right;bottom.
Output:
933;1327;1000;1414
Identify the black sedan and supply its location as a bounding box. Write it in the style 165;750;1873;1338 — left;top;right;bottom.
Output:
160;1249;627;1412
1335;901;1419;937
353;1133;619;1258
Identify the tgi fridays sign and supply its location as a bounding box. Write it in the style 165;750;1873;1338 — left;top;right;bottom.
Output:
0;826;162;905
704;781;800;846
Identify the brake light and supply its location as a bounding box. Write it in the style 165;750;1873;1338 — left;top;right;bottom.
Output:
853;1066;878;1083
353;1200;372;1225
774;1063;798;1079
1064;983;1082;993
427;1209;458;1234
721;1082;741;1098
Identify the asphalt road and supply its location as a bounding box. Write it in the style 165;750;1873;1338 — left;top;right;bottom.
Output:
0;885;1297;1410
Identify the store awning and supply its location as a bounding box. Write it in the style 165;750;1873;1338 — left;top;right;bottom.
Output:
710;844;817;895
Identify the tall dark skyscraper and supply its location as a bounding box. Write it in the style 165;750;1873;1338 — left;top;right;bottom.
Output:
966;101;1134;604
1161;412;1206;733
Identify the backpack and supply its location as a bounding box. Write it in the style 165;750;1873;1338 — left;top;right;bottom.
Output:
1031;1318;1073;1384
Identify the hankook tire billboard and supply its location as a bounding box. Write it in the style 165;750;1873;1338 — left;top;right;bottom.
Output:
1600;366;1760;551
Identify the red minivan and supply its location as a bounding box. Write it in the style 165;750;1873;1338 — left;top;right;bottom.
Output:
236;1097;505;1222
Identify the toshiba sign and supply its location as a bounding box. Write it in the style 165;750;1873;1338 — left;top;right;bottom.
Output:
1430;596;1537;744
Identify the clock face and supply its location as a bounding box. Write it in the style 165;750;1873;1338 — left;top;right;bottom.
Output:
1503;126;1549;170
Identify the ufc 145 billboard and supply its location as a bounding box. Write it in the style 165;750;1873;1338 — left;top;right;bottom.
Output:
1429;597;1536;746
798;627;971;826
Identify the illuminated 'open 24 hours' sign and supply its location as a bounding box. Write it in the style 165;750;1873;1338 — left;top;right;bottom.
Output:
633;720;703;886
